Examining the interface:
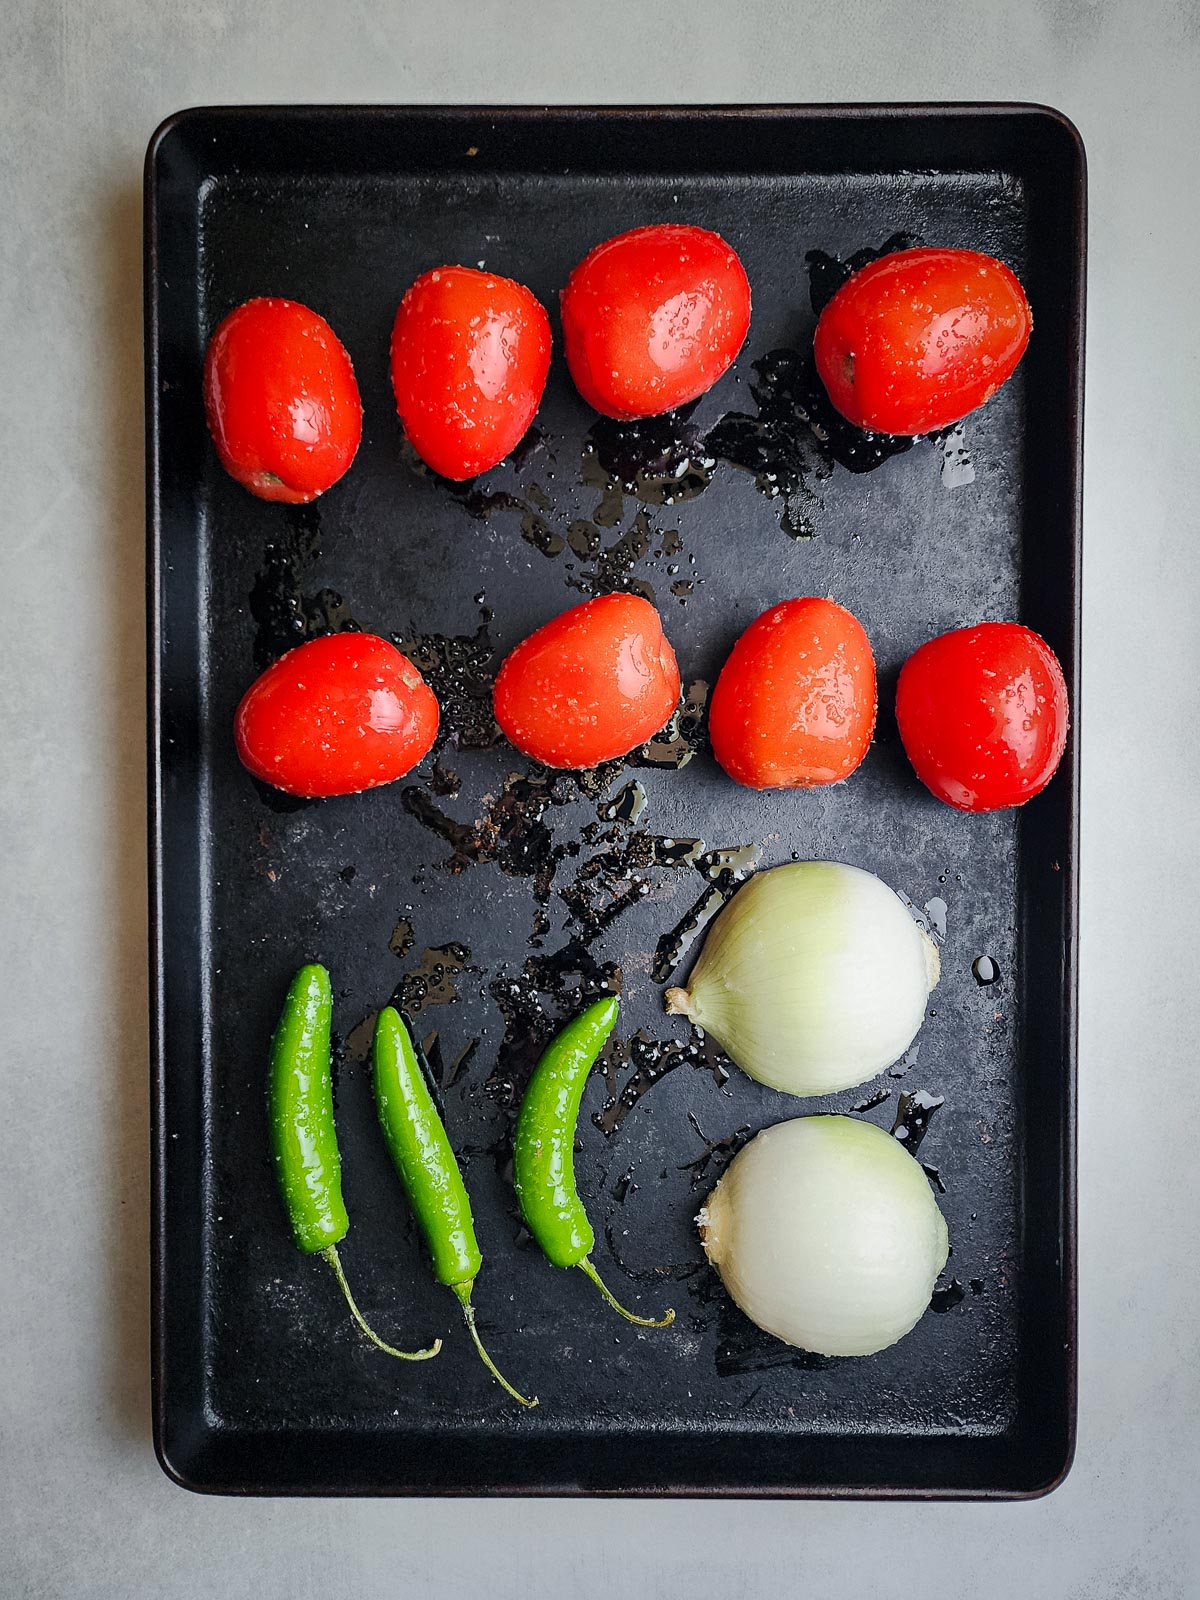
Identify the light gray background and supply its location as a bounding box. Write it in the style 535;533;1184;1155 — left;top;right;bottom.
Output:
2;1;1196;1595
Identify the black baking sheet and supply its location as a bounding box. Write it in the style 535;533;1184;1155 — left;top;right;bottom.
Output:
146;104;1083;1497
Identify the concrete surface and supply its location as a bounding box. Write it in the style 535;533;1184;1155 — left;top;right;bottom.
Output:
2;0;1197;1595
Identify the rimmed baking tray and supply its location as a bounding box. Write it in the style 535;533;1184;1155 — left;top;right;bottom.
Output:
146;104;1083;1496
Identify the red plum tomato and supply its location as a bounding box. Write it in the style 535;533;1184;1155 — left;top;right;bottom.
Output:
493;593;680;769
203;297;362;502
560;223;751;420
895;622;1068;812
390;266;551;480
234;632;439;799
708;597;877;789
813;247;1032;435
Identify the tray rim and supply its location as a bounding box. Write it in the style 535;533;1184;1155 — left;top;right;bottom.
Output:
145;100;1084;1500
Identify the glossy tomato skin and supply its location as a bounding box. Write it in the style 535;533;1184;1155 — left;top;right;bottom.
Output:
813;248;1032;435
493;594;680;769
390;266;551;480
895;622;1068;812
561;224;751;420
203;298;362;503
235;633;439;799
708;597;877;788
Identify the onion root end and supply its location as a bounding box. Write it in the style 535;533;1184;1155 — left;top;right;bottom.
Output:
664;986;693;1017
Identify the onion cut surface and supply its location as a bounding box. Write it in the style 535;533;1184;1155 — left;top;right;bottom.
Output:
700;1115;949;1357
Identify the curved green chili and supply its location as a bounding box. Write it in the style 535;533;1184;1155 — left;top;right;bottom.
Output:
268;964;440;1362
513;996;674;1328
372;1005;536;1407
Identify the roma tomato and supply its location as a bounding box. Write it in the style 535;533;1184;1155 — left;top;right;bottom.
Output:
708;598;877;789
895;622;1068;812
813;247;1032;435
390;266;551;480
493;594;680;769
203;298;362;502
561;224;751;420
235;633;438;799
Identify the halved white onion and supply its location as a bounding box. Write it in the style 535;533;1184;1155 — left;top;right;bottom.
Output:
666;861;938;1096
699;1115;949;1357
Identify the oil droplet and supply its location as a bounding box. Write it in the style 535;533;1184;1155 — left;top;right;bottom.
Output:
613;1166;638;1203
923;896;948;941
249;505;360;672
890;1089;944;1154
930;1277;966;1313
594;1030;730;1137
601;780;648;825
653;842;761;982
677;1111;752;1187
850;1085;890;1113
888;1042;920;1079
939;424;976;489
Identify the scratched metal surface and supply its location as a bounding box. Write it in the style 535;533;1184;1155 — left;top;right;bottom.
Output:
149;108;1079;1495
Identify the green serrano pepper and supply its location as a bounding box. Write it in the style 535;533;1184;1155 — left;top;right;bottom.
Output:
268;964;440;1361
372;1006;536;1408
513;996;674;1328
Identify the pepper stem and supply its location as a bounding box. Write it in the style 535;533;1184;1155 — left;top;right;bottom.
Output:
578;1256;675;1328
452;1281;537;1408
321;1245;442;1361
